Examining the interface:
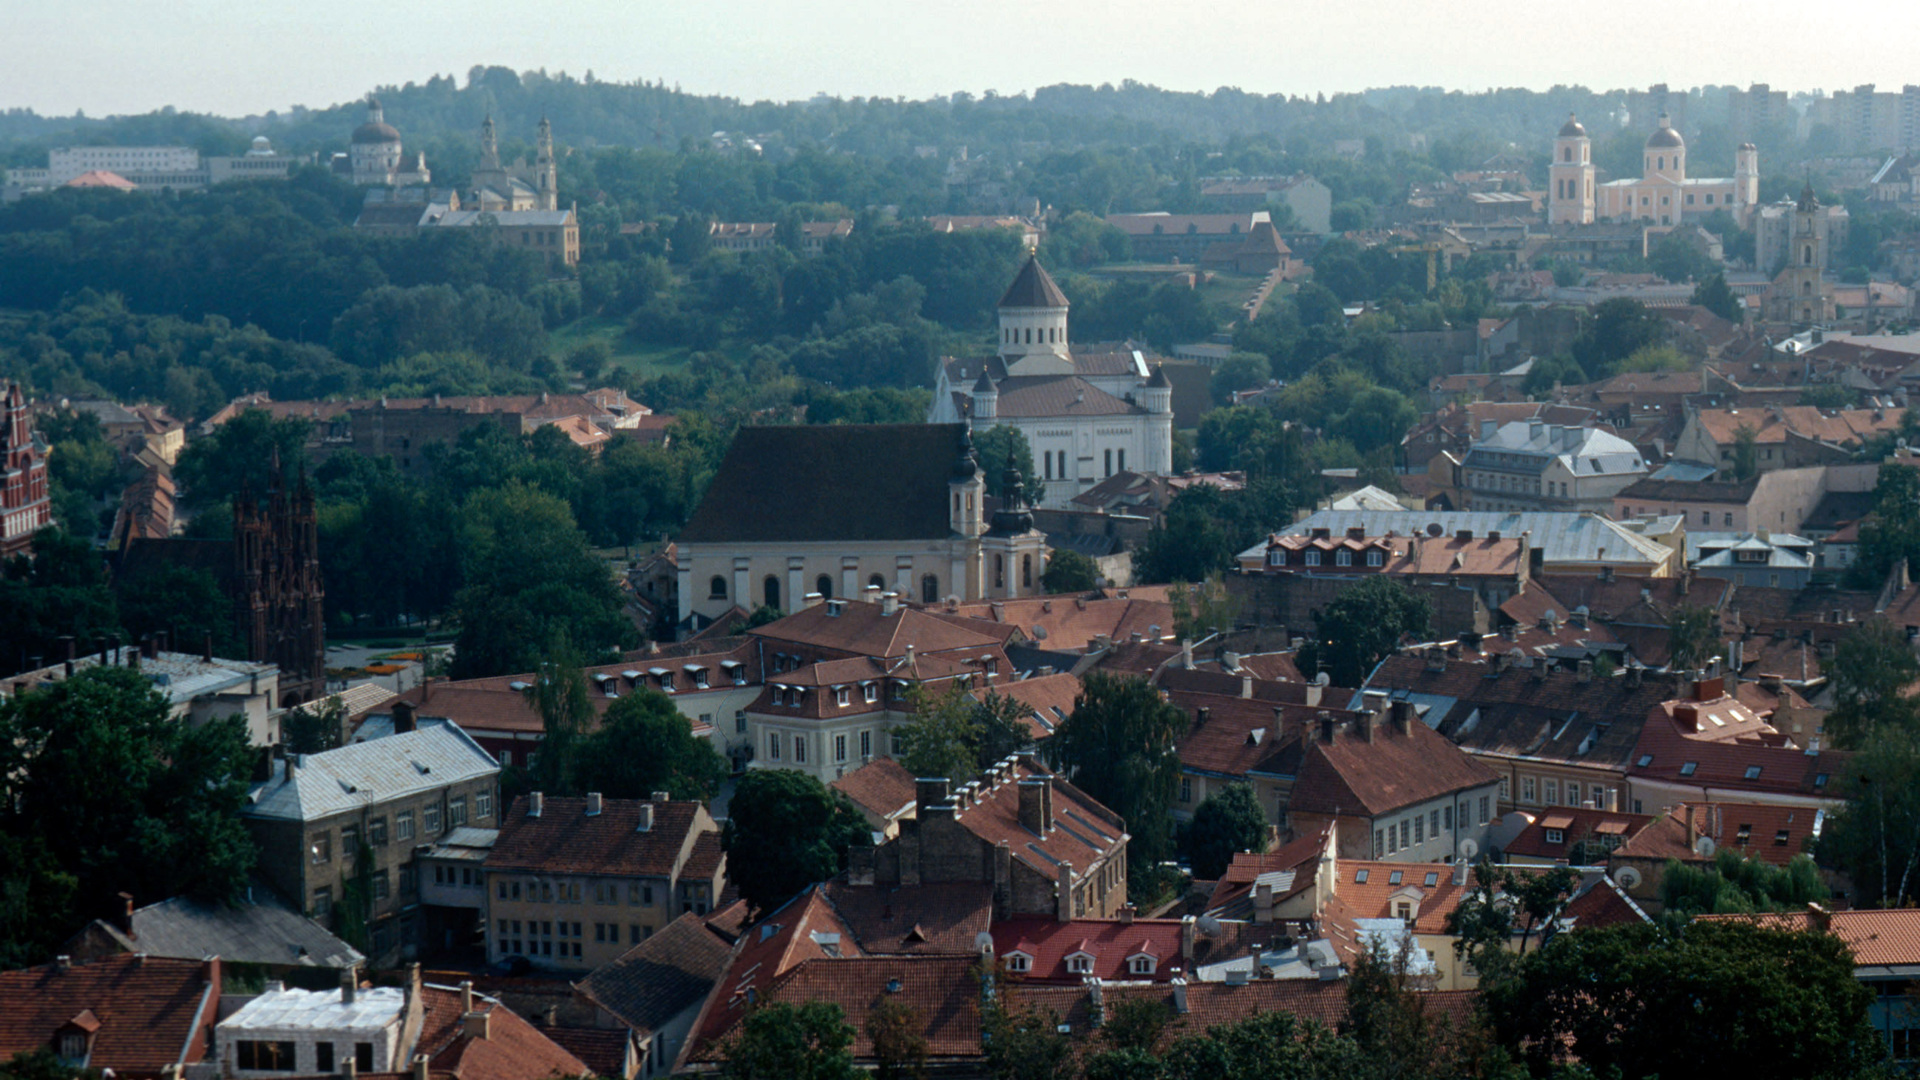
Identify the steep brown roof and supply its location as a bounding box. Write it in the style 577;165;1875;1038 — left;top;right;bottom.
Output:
939;758;1127;878
754;600;1005;660
415;985;588;1080
679;425;969;544
758;956;984;1061
486;796;711;878
831;758;920;824
998;257;1069;309
0;955;217;1078
993;377;1143;418
1505;807;1654;860
821;879;994;955
1613;802;1824;867
1289;712;1499;818
971;673;1083;739
574;912;735;1036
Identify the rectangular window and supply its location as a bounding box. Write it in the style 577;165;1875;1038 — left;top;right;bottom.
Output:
424;803;442;835
768;733;781;760
476;790;492;819
310;831;331;864
1544;779;1560;805
1104;449;1113;477
1479;796;1491;825
355;1045;374;1073
794;735;806;763
316;1044;334;1073
1567;782;1581;807
1522;776;1537;803
369;817;388;846
860;730;871;758
1414;816;1425;845
341;825;359;858
236;1041;300;1072
1375;829;1385;858
373;870;390;902
736;711;748;733
1431;809;1440;837
835;734;847;761
1180;778;1192;803
1499;776;1510;800
311;887;332;918
449;796;468;828
1399;820;1410;850
1117;448;1126;472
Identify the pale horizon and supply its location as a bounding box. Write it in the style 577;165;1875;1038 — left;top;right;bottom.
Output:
3;0;1916;120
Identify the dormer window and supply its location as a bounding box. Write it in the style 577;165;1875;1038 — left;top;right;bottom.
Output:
835;687;851;707
863;683;878;703
58;1033;87;1063
1335;549;1353;567
1545;829;1565;844
1305;550;1321;567
1128;955;1156;975
1067;953;1094;975
1005;952;1031;973
1367;550;1385;567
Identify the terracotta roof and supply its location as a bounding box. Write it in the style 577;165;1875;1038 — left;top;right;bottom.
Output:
683;830;725;882
1169;691;1329;779
1323;860;1475;934
1627;693;1848;799
1370;652;1686;733
573;912;734;1036
821;879;994;955
679;425;971;544
415;985;588;1080
998;257;1069;309
1104;213;1260;238
1504;808;1654;860
0;955;217;1078
540;1027;627;1078
1612;802;1824;867
753;601;1005;660
752;955;984;1061
1699;908;1920;967
1553;871;1651;930
64;170;138;190
937;758;1127;878
486;796;714;878
1687;406;1904;448
830;758;920;824
992;917;1196;982
938;596;1174;653
970;674;1083;739
1289;710;1500;818
1257;532;1526;578
1205;825;1332;919
686;888;857;1059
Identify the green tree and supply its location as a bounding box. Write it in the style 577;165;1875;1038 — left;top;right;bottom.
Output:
1852;462;1920;588
1665;604;1720;673
1182;782;1267;880
283;697;348;755
1817;728;1920;907
1046;671;1190;885
1823;618;1920;747
892;687;1033;786
1660;849;1827;918
1169;574;1242;641
981;1000;1074;1080
115;562;242;659
173;409;313;510
0;1050;96;1080
450;483;636;678
719;1000;859;1080
1209;353;1272;405
1158;1010;1366;1080
1569;298;1664;379
0;666;256;961
1041;549;1100;593
1730;423;1760;482
1481;920;1878;1080
573;689;728;802
973;425;1037;499
0;525;124;675
1691;272;1743;322
1648;231;1719;284
1296;575;1431;688
1134;486;1240;584
866;999;929;1080
721;769;871;916
520;638;596;797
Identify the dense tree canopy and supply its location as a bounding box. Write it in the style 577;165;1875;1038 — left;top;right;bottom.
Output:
1296;576;1432;688
721;769;871;916
1046;672;1190;886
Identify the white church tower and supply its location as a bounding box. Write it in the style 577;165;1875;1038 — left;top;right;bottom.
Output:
1549;114;1595;226
997;257;1074;376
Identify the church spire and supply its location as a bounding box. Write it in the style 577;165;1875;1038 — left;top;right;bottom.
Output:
479;114;501;171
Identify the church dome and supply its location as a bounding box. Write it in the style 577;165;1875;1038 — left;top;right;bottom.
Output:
353;120;402;145
1645;114;1685;149
1558;114;1587;138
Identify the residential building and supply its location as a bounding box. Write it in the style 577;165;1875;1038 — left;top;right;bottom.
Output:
924;214;1042;249
242;720;501;966
1689;531;1817;589
415;824;495;958
1162;670;1361;825
1673;405;1904;473
215;974;419;1079
1273;509;1678;578
1287;696;1502;864
855;758;1131;920
1;641;281;745
1612;467;1832;534
4;139;296;193
1457;420;1647;513
1235;526;1530;638
989;916;1256;983
1503;806;1655;868
1625;677;1849;814
411;981;590;1080
573;912;735;1079
64;884;362;975
708;219;851;256
420;205;580;267
1609;801;1826;914
830;757;920;838
1728;84;1795;142
1197;174;1333;233
1103;212;1275;263
0;954;221;1079
1;382;51;558
928;258;1174;510
482;794;725;973
1557;111;1758;227
672;424;1048;627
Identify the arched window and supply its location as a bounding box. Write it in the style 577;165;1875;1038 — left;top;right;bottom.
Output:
1804;245;1814;266
1563;147;1571;162
708;576;727;600
816;575;833;599
763;576;780;610
868;573;886;591
1803;280;1813;296
922;574;939;604
994;554;1005;589
1022;554;1033;589
1657;156;1664;170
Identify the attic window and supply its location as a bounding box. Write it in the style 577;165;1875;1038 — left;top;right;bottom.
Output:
835;687;851;707
1815;773;1830;788
1736;824;1753;843
1067;954;1094;975
863;683;878;703
1354;869;1369;883
1129;955;1156;975
1744;765;1762;780
1424;871;1440;887
1545;829;1565;844
1636;754;1654;768
1005;953;1031;973
1775;829;1791;845
1388;870;1404;885
1679;762;1698;776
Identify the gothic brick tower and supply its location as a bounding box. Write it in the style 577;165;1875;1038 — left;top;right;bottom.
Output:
234;450;326;706
0;382;51;559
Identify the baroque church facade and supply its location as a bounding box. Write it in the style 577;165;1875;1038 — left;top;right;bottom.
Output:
1550;111;1759;228
344;96;431;187
928;257;1174;510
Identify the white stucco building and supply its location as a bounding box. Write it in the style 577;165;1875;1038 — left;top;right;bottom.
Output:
929;257;1174;510
1459;420;1648;514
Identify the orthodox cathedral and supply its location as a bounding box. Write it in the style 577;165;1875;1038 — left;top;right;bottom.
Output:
1550;111;1759;228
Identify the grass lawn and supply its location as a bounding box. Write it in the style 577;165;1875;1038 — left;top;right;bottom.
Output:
548;316;700;379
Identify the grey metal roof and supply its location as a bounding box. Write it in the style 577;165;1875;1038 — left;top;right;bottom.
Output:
1269;509;1673;569
104;884;363;968
1463;421;1644;477
426;209;574;228
244;722;498;822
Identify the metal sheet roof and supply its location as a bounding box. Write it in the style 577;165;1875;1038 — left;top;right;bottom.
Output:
244;722;498;822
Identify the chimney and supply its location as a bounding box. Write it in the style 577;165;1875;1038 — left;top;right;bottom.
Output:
1194;706;1211;729
1118;904;1135;925
1180;915;1196;961
585;792;603;816
636;804;653;832
462;1008;491;1041
1686;806;1698;851
1390;699;1414;736
1019;779;1050;834
412;1057;429;1080
340;966;357;1006
864;584;882;606
1253;882;1275;923
881;591;901;616
115;891;135;937
202;632;214;663
460;980;473;1015
1172;977;1190;1014
55;955;71;972
1056;860;1075;922
528;792;543;817
916;777;950;811
1807;901;1832;932
803;591;824;610
392;700;417;735
1240;673;1254;699
1180;639;1194;669
1319;712;1336;743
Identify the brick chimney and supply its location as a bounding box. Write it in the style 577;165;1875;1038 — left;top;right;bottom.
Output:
1018;778;1051;834
585;792;603;816
1390;699;1415;736
391;700;416;735
916;777;950;812
1056;860;1075;921
528;791;543;817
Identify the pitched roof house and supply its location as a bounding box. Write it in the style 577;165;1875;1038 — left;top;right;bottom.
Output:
0;954;221;1080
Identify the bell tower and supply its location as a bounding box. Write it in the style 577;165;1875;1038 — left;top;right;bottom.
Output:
997;256;1073;376
1549;113;1595;226
535;117;558;212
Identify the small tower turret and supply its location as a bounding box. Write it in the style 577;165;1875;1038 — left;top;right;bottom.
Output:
479;115;501;172
997;256;1073;376
1735;142;1760;223
535;117;558;212
1549;113;1595;226
949;427;985;539
970;371;999;421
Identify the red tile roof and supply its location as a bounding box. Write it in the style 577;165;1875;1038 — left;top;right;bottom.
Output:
973;673;1084;738
1289;710;1500;818
943;758;1126;878
1504;808;1654;861
992;917;1194;983
831;758;921;825
1320;861;1474;934
1699;907;1920;967
0;955;217;1079
753;601;1006;661
936;596;1174;653
415;985;588;1080
1612;802;1824;867
820;879;994;955
1627;694;1848;799
692;955;984;1065
1205;825;1333;918
685;887;857;1061
486;796;715;878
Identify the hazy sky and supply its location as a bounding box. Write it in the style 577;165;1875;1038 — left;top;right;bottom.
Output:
4;0;1916;118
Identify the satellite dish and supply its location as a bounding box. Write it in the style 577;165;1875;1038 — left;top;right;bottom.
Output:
1198;915;1223;937
1457;838;1480;861
1313;671;1330;687
974;931;995;954
1613;866;1643;890
1695;836;1716;858
1032;626;1048;641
